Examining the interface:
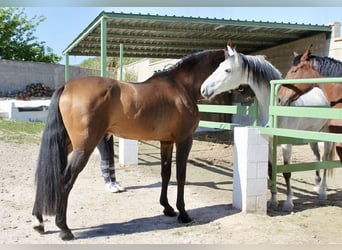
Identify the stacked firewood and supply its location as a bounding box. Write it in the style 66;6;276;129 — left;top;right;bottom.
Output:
24;83;54;97
15;83;54;100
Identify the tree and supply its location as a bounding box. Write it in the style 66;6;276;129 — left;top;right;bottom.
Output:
0;8;61;63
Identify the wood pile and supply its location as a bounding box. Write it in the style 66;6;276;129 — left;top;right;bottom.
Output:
16;83;54;100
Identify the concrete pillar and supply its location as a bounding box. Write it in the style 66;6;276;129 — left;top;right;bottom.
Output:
119;138;139;166
232;127;268;214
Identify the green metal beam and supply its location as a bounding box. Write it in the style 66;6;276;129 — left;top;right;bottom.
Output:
259;127;342;143
198;104;257;116
276;160;342;173
102;12;332;32
119;43;124;81
64;52;70;82
198;120;237;131
100;17;107;77
270;106;342;120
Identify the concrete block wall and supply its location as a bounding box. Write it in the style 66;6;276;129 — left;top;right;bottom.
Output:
254;33;329;76
0;60;99;95
233;127;268;214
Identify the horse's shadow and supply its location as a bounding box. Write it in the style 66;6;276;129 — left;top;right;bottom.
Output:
267;178;342;217
73;204;237;240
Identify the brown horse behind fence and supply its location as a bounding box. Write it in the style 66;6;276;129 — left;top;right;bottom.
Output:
32;48;226;240
278;45;342;160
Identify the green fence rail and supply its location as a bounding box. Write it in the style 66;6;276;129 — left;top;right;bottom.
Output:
198;102;258;130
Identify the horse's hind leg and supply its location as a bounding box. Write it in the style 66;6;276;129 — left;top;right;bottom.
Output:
309;142;323;193
32;203;44;234
56;149;91;240
160;141;177;217
282;172;294;212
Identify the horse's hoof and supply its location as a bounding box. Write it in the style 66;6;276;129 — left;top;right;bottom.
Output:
33;225;45;234
313;185;320;194
267;200;279;210
282;201;294;212
163;208;177;217
318;192;327;200
178;214;192;223
60;231;75;241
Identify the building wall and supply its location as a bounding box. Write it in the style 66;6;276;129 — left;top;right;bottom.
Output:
255;22;342;76
123;58;179;82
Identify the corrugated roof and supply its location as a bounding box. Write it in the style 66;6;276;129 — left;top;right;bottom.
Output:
63;11;332;58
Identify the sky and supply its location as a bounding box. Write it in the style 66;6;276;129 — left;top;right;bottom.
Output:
19;6;342;65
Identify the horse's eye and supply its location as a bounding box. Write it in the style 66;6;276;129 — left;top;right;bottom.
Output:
225;69;231;73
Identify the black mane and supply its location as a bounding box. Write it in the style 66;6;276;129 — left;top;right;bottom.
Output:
152;50;219;77
293;54;342;77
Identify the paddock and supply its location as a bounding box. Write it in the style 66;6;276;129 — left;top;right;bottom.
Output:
1;131;342;244
2;11;342;243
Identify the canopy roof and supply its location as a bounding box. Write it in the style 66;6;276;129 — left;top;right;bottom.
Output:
63;11;332;59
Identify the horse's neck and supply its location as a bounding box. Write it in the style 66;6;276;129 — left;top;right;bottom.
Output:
243;71;270;126
251;83;270;127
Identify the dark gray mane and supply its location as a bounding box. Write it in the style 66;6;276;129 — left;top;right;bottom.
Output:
152;50;215;77
293;54;342;77
239;53;282;89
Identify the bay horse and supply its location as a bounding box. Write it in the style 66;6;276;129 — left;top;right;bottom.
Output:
32;48;226;240
200;43;334;211
278;46;342;160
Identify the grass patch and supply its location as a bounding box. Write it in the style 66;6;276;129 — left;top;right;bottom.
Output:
0;119;45;144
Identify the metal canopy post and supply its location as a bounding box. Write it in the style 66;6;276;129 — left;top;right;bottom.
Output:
64;53;70;82
100;17;107;77
119;43;124;80
118;42;139;166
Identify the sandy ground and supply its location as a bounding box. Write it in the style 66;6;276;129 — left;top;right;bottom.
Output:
1;131;342;244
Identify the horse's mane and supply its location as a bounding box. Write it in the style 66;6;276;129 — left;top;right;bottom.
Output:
239;53;282;87
293;54;342;77
152;50;217;77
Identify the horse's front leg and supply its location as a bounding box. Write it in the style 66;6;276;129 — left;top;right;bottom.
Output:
175;136;193;223
267;139;279;209
281;144;294;212
315;141;334;200
159;141;176;217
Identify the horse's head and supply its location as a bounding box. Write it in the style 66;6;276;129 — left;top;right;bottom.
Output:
201;42;244;100
278;45;320;105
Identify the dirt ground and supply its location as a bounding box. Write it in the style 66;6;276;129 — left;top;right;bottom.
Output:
1;130;342;244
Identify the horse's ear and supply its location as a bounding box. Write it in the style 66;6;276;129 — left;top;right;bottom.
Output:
227;39;233;47
301;45;312;61
226;39;235;56
227;45;235;56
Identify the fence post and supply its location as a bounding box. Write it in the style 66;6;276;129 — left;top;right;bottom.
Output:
233;127;268;214
119;138;139;166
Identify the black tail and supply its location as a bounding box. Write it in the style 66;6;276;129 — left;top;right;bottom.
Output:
33;86;68;215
